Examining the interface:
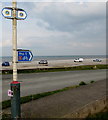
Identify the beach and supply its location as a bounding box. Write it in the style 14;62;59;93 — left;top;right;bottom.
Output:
1;58;107;70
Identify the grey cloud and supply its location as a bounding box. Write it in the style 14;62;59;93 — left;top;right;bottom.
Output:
32;3;105;34
18;2;35;10
19;2;105;34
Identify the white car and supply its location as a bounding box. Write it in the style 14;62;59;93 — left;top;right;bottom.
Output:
74;58;83;62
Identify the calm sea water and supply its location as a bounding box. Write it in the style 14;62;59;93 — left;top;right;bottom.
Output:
1;55;106;63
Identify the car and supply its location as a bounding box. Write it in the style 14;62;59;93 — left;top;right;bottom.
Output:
38;60;48;65
2;61;10;66
93;59;102;62
74;58;83;62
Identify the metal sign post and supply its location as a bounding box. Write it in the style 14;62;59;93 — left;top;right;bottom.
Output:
12;0;17;82
2;0;27;119
10;1;21;119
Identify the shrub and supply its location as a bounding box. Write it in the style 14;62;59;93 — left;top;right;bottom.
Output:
2;100;11;109
79;81;87;86
2;114;11;120
90;80;95;83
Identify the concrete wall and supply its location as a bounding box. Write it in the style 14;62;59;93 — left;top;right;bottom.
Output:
63;96;107;118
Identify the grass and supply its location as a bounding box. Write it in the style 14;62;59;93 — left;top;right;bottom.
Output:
2;64;108;74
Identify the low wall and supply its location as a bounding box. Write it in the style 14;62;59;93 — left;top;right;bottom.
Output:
63;96;107;118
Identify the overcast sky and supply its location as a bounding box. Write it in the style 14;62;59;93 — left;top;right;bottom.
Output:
1;1;106;56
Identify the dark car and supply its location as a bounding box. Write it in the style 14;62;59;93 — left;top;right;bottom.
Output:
38;60;48;65
2;62;10;66
93;59;102;62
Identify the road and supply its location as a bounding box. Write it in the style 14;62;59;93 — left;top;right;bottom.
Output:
2;69;106;101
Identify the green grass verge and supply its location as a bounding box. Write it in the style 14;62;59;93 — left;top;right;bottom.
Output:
2;64;108;74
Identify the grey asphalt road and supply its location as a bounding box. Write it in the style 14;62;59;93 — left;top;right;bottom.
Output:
2;69;106;101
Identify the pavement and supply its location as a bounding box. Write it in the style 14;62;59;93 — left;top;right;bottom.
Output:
20;79;106;118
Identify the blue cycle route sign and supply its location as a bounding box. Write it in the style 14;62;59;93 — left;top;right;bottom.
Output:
18;50;33;62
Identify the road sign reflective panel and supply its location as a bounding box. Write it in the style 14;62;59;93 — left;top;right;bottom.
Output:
18;50;33;61
16;9;27;20
1;7;13;19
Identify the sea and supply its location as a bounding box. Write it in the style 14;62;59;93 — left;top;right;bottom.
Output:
0;55;106;64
